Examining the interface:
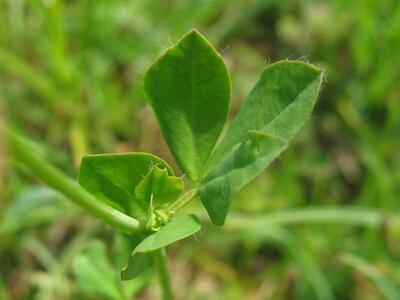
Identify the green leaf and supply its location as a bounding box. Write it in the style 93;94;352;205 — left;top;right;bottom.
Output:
201;61;323;225
199;131;287;225
78;153;173;218
206;61;323;171
121;214;201;280
73;240;124;300
120;252;153;282
144;30;231;182
135;166;184;211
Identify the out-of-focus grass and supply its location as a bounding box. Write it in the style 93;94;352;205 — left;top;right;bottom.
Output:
1;0;400;299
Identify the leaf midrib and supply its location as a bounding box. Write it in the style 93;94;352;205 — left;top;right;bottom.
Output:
202;133;287;188
85;160;132;207
189;35;198;170
260;72;321;135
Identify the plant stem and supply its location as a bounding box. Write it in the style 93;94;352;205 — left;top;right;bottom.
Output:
166;187;198;214
152;248;175;300
226;207;400;229
5;129;141;233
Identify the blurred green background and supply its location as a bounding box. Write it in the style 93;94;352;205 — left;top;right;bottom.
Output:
1;0;400;299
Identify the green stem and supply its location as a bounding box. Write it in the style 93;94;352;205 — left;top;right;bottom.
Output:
226;208;400;229
166;187;198;214
6;129;141;233
152;248;175;300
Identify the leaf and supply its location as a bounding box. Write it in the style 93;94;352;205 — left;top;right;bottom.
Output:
206;61;323;171
78;153;173;218
73;240;124;300
144;30;231;182
201;61;323;225
121;214;201;280
120;253;153;281
135;166;184;212
199;131;287;225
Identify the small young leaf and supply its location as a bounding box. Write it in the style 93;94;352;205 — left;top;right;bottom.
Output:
199;131;287;225
73;240;124;300
144;30;231;182
121;214;201;280
78;153;173;217
135;166;184;211
201;61;323;225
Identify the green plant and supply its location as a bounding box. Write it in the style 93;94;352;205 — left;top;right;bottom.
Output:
5;29;323;299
